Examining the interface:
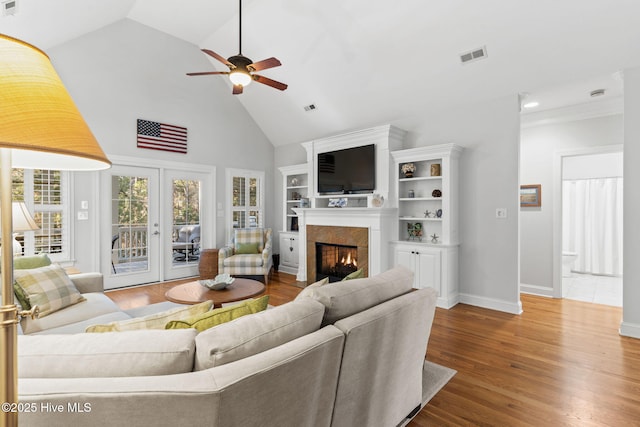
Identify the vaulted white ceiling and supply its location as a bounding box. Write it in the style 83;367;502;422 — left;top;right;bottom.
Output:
1;0;637;146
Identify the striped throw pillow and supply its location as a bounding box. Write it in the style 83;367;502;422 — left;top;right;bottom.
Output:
13;264;86;318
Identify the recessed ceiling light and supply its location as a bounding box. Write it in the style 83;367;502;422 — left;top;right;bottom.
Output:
522;101;539;109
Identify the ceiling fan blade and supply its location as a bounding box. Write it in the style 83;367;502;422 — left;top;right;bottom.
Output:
248;57;282;72
232;84;243;95
202;49;234;68
186;71;230;76
253;74;288;91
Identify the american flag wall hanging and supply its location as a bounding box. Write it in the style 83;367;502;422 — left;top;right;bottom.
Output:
137;119;188;154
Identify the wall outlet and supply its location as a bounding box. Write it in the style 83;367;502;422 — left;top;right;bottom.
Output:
496;208;507;219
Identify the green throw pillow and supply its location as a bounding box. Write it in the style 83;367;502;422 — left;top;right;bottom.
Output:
342;268;364;281
13;254;52;270
235;242;260;254
86;300;213;332
166;295;270;332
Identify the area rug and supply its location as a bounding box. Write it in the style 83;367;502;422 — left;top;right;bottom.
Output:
399;360;456;426
421;360;456;404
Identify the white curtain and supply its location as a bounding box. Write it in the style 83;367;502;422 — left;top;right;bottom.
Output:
563;178;623;276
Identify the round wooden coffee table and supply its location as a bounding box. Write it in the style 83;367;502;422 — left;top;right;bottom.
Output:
165;278;265;308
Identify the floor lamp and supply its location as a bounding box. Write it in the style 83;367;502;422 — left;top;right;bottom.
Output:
0;34;111;426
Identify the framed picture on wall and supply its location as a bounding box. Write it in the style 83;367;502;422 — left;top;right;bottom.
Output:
520;184;542;207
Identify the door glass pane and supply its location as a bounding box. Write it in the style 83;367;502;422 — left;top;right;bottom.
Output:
172;179;201;265
249;210;260;228
233;177;245;207
112;175;149;274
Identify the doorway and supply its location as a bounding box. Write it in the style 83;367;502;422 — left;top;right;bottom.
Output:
101;161;214;289
553;146;623;304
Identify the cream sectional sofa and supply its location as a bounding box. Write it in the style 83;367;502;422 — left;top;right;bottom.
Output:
17;266;440;427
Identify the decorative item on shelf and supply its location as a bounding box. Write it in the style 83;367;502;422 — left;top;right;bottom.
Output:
371;193;385;207
430;163;441;176
328;198;348;208
291;216;299;231
291;191;300;200
436;209;443;218
424;210;435;218
408;189;415;198
401;163;416;178
432;189;442;198
300;198;310;208
407;223;423;241
290;177;299;186
430;233;439;244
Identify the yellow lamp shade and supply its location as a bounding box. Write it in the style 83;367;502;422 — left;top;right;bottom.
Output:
0;34;110;170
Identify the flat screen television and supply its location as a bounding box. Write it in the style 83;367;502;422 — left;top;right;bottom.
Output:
317;144;375;194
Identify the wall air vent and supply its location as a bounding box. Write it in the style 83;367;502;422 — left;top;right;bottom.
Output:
460;46;488;64
2;0;17;16
303;104;317;112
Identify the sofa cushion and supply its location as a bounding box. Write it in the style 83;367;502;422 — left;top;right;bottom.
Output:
18;329;197;378
13;264;86;317
222;254;264;267
194;298;325;370
85;300;213;332
30;312;132;335
296;277;329;299
296;266;414;327
20;292;122;335
166;296;269;332
234;228;264;252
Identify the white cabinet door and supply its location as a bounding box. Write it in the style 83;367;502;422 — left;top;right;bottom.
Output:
415;249;441;294
280;233;299;269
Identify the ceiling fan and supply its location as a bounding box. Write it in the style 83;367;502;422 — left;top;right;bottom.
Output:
186;0;288;95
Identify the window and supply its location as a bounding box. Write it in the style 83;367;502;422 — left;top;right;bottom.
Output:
12;169;70;260
226;168;264;241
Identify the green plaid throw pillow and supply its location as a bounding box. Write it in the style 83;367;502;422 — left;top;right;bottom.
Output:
13;264;86;318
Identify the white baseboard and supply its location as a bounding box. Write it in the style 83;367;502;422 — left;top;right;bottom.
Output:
458;293;523;314
619;321;640;339
520;283;554;298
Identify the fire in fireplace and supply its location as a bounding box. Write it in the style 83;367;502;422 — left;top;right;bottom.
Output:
316;242;358;282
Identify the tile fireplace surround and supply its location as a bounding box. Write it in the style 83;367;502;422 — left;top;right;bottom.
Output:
294;207;397;283
307;225;369;283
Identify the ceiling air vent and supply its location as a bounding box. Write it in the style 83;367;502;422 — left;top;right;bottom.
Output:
2;0;17;16
460;46;488;64
303;104;317;112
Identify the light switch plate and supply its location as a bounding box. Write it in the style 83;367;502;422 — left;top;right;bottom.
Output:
77;211;89;220
496;208;507;219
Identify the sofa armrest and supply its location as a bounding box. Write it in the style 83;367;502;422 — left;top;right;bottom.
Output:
69;273;104;294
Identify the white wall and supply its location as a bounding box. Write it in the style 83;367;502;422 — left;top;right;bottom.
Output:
275;95;523;313
563;152;623;180
622;67;640;339
519;114;623;293
48;19;275;273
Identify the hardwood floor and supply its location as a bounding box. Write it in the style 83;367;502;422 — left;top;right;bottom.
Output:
106;273;640;426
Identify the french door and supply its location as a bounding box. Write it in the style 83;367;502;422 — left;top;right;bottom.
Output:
102;165;160;289
101;163;213;289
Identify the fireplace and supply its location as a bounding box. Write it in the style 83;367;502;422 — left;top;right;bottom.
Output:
305;225;368;283
316;243;359;282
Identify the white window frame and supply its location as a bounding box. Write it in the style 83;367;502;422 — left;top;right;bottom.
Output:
225;168;265;244
16;169;71;262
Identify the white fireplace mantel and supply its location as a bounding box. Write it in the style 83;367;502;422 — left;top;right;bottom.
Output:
293;207;398;282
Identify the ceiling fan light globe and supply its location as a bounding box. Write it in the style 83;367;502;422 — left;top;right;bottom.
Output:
229;71;252;87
